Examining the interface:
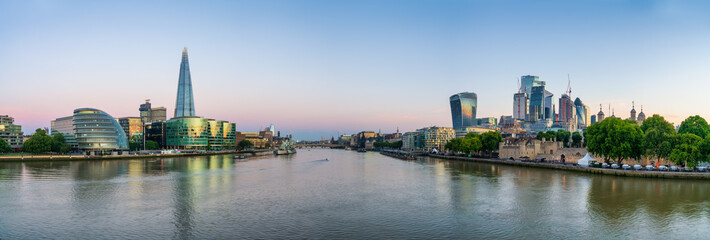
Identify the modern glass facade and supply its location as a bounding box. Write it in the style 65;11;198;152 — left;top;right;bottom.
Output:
73;108;128;152
574;98;588;128
450;92;477;129
166;117;209;149
529;86;545;121
50;116;78;149
223;122;236;150
175;48;196;118
513;93;527;120
166;117;238;150
118;117;143;141
146;121;166;148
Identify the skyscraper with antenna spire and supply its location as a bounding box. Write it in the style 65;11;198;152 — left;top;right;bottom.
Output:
174;47;195;118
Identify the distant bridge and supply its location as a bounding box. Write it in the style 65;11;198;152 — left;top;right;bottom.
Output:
294;144;345;149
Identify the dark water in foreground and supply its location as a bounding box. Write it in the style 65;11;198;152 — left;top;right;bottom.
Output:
1;149;710;239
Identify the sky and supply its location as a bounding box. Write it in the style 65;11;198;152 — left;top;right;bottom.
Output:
2;0;710;140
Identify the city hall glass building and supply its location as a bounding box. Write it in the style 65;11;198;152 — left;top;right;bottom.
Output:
72;108;128;154
449;92;477;129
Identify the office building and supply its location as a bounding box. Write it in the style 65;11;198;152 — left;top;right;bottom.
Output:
574;98;588;128
450;92;477;129
0;115;23;150
175;48;196;118
73;108;128;154
559;94;573;123
118;117;143;140
521;75;544;95
165;48;237;150
51;116;78;149
529;86;545;121
145;121;166;148
513;93;527;120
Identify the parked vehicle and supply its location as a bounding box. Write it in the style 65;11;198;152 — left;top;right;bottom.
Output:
611;164;620;169
633;164;642;170
658;165;668;171
645;165;654;171
698;166;707;172
601;163;609;168
622;164;631;170
670;166;679;171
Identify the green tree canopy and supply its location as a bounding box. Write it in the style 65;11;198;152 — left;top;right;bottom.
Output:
640;115;676;163
0;138;10;153
571;132;583;148
22;129;53;154
678;115;710;138
669;133;703;168
445;132;484;155
480;131;503;157
145;140;159;150
238;140;254;150
129;141;141;151
585;117;644;164
51;133;71;154
536;131;556;141
641;114;675;134
556;130;571;147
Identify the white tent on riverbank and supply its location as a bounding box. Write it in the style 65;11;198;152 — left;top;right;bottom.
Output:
577;153;597;167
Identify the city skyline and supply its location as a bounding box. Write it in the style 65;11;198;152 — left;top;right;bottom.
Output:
3;1;710;139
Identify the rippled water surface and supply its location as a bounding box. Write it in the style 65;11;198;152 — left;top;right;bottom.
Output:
2;149;710;239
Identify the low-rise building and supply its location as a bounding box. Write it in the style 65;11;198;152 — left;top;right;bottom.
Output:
0;115;23;150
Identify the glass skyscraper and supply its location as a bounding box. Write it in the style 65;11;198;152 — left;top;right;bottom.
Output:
529;86;545;121
449;92;477;129
166;48;238;150
175;48;195;118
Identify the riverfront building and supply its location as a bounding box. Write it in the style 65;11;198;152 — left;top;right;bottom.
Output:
118;117;143;141
51;116;79;149
165;48;237;150
0;115;24;150
72;108;129;154
402;127;455;152
450;92;477;129
513;93;527;120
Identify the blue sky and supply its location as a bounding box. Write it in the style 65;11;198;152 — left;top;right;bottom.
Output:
2;0;710;140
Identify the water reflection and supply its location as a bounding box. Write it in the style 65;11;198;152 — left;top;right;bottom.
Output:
1;150;710;239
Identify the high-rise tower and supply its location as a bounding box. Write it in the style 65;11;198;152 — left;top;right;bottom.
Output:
450;92;477;129
174;48;196;118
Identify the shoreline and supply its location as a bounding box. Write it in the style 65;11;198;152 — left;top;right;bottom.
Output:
0;150;272;162
426;154;710;180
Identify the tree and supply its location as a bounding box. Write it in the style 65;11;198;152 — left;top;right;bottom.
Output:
464;137;483;155
585;117;644;164
669;133;702;168
480;131;502;158
264;142;270;149
145;140;159;150
641;114;675;134
641;115;675;165
571;132;583;148
678;115;710;139
129;141;141;151
536;131;555;141
22;129;53;154
0;138;10;153
238;140;253;150
556;130;571;147
51;133;71;154
207;141;213;150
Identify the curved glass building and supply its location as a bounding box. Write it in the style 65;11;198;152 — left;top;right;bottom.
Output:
72;108;128;153
450;92;477;129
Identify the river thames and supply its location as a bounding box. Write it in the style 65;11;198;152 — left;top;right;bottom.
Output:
1;149;710;239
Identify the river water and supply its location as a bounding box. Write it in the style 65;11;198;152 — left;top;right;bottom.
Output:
1;149;709;239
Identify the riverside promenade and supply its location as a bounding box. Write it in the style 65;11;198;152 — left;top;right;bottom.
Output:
426;154;710;180
0;149;273;162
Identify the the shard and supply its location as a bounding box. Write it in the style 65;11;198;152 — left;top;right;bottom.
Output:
174;48;196;118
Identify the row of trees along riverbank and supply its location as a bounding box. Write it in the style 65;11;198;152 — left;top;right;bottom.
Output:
444;131;503;158
586;114;710;168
